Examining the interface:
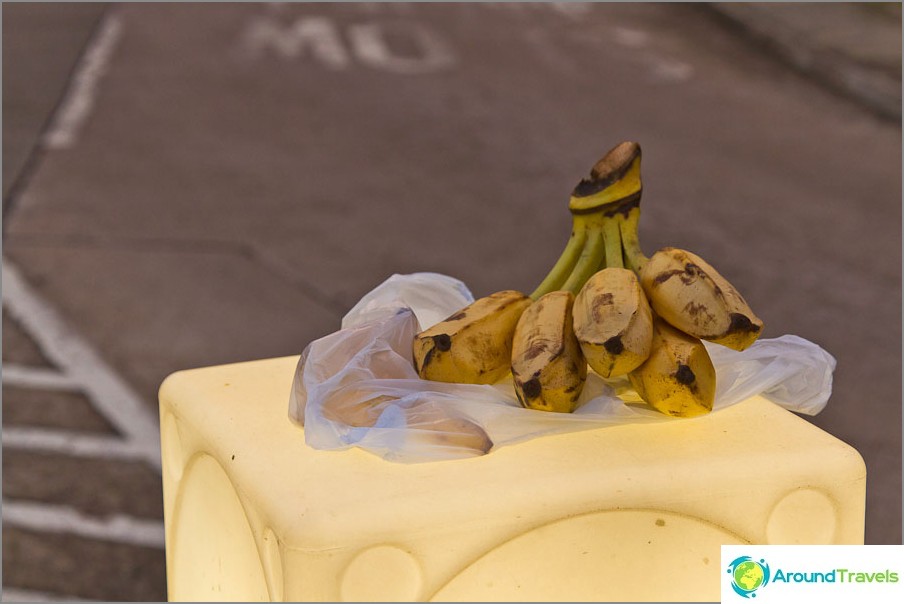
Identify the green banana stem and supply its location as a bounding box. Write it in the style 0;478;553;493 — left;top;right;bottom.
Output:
530;220;588;300
561;225;606;294
532;141;645;300
602;217;623;269
618;209;648;273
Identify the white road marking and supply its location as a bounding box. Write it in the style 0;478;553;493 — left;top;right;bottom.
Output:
265;1;288;14
648;56;695;82
2;259;161;471
549;2;594;19
613;26;650;49
243;15;351;69
466;3;591;17
2;499;165;549
3;427;158;463
348;21;456;74
2;364;80;391
574;25;695;84
43;14;123;150
242;14;456;74
1;587;97;602
4;9;162;598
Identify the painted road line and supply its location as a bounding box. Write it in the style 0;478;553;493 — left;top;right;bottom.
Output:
613;26;650;49
2;427;157;463
2;258;161;471
647;56;695;83
2;363;80;391
549;3;594;19
43;13;123;149
573;25;695;84
2;499;165;550
1;587;97;602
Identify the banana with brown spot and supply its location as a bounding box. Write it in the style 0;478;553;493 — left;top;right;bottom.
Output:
574;268;653;378
413;290;531;384
511;290;587;413
628;317;716;418
640;247;764;351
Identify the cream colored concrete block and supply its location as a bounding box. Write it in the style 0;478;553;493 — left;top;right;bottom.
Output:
159;355;865;602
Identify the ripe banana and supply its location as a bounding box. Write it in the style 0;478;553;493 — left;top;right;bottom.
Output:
413;290;531;384
628;317;716;418
511;291;587;413
639;247;764;351
573;268;653;378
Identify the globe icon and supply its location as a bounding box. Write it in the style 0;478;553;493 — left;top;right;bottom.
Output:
733;560;765;592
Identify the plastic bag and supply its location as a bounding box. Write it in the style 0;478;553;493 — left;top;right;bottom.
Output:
289;273;836;463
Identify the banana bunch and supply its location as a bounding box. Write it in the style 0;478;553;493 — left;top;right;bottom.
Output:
412;141;763;419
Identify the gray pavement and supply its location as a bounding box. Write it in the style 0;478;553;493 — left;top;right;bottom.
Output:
2;2;901;600
2;3;108;201
709;2;901;120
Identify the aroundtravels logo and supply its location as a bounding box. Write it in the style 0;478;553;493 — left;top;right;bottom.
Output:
722;545;904;603
727;556;771;598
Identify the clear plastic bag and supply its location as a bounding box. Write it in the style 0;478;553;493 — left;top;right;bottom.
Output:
289;273;836;463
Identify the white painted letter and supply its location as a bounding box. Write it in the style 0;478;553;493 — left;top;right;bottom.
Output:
243;16;350;70
348;22;455;74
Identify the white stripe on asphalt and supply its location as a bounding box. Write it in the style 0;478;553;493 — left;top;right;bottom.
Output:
3;427;158;464
2;499;165;549
2;259;161;471
1;587;97;602
2;364;80;391
43;14;123;149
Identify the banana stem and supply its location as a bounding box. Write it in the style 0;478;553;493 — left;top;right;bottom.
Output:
602;217;623;269
530;219;588;300
532;141;647;299
561;226;605;294
618;209;649;274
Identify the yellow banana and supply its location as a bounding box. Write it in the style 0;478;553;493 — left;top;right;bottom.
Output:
573;268;653;378
639;247;764;351
628;317;716;417
413;290;531;384
511;291;587;413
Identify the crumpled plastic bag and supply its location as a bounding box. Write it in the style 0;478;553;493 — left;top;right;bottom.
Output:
289;273;836;463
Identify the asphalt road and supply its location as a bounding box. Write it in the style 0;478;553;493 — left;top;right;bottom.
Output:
2;3;901;601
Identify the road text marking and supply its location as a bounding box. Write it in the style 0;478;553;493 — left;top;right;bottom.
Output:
242;15;456;73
